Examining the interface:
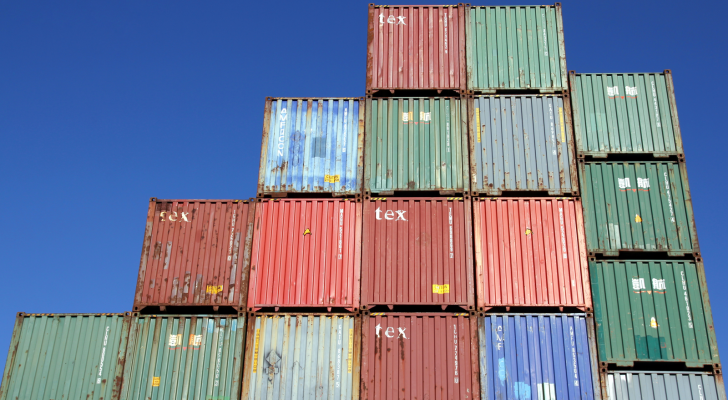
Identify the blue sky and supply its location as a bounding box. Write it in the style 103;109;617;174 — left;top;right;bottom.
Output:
1;0;726;372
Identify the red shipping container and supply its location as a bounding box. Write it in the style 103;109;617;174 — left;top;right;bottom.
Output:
361;312;480;400
367;5;466;93
247;198;362;312
134;199;255;312
362;197;474;310
473;197;591;312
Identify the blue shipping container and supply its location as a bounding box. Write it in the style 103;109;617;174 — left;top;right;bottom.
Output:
258;98;364;197
479;314;600;400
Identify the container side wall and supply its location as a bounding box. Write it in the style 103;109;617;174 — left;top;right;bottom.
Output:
473;198;591;310
604;371;725;400
247;199;362;311
590;260;718;366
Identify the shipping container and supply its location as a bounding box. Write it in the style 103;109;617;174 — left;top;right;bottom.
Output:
134;199;255;312
478;313;600;400
0;313;130;400
258;98;365;198
580;161;699;257
360;312;479;400
473;197;591;311
241;313;360;399
466;5;567;93
590;260;719;367
361;197;474;310
365;96;469;195
570;71;683;158
469;95;578;196
247;198;362;312
367;5;466;93
120;314;245;400
603;370;726;400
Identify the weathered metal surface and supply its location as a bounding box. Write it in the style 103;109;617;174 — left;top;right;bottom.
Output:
247;199;362;311
570;71;683;157
258;98;365;197
478;313;600;400
604;371;726;400
469;95;578;195
367;5;466;93
241;313;360;399
580;161;699;256
0;313;130;400
134;199;255;312
473;197;591;311
361;197;474;310
365;96;469;195
360;312;479;399
465;5;567;93
120;314;245;400
590;260;719;367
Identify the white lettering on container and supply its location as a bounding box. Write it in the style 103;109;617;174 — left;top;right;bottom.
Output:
375;208;407;221
664;172;675;223
227;210;236;261
559;207;568;259
338;209;344;260
651;80;662;128
449;206;454;259
681;271;693;328
453;323;459;383
96;326;110;384
277;108;287;157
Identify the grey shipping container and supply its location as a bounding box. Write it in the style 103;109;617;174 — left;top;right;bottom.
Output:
469;94;578;196
241;313;360;399
570;71;683;158
603;371;726;400
0;312;131;400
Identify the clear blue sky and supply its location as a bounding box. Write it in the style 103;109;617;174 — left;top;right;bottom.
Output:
1;0;725;372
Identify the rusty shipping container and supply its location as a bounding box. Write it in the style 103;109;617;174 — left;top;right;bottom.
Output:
570;71;683;158
134;199;255;312
247;198;362;312
466;5;568;93
365;96;469;195
469;95;578;196
119;314;245;399
361;197;474;310
241;313;360;399
360;312;479;400
479;313;600;400
603;370;726;400
581;161;699;257
258;98;365;197
367;5;466;93
0;313;130;400
590;259;719;368
473;197;591;311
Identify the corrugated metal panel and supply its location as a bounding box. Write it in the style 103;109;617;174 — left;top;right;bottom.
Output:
570;71;683;157
120;314;245;400
466;5;567;93
365;97;469;195
134;199;255;312
478;313;600;400
258;98;365;197
604;371;726;400
367;5;466;92
469;95;578;195
361;197;474;310
580;161;699;256
590;260;719;367
247;199;362;311
473;197;591;311
361;312;479;399
0;313;130;400
241;313;360;399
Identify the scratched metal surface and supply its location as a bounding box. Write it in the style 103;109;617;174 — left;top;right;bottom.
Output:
603;371;724;400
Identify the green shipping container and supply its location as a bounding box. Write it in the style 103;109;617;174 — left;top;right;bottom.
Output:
120;314;245;400
364;97;469;195
570;71;683;158
0;313;131;400
465;5;567;93
580;161;698;257
590;260;719;367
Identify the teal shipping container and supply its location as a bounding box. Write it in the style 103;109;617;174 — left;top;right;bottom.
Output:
0;313;131;400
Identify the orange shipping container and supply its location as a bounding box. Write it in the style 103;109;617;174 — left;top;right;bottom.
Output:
473;197;591;311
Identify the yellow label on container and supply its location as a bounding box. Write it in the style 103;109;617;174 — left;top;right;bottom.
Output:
152;377;160;387
347;328;353;373
252;328;260;370
206;285;223;294
324;174;340;183
432;284;450;294
558;107;566;142
476;108;481;143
